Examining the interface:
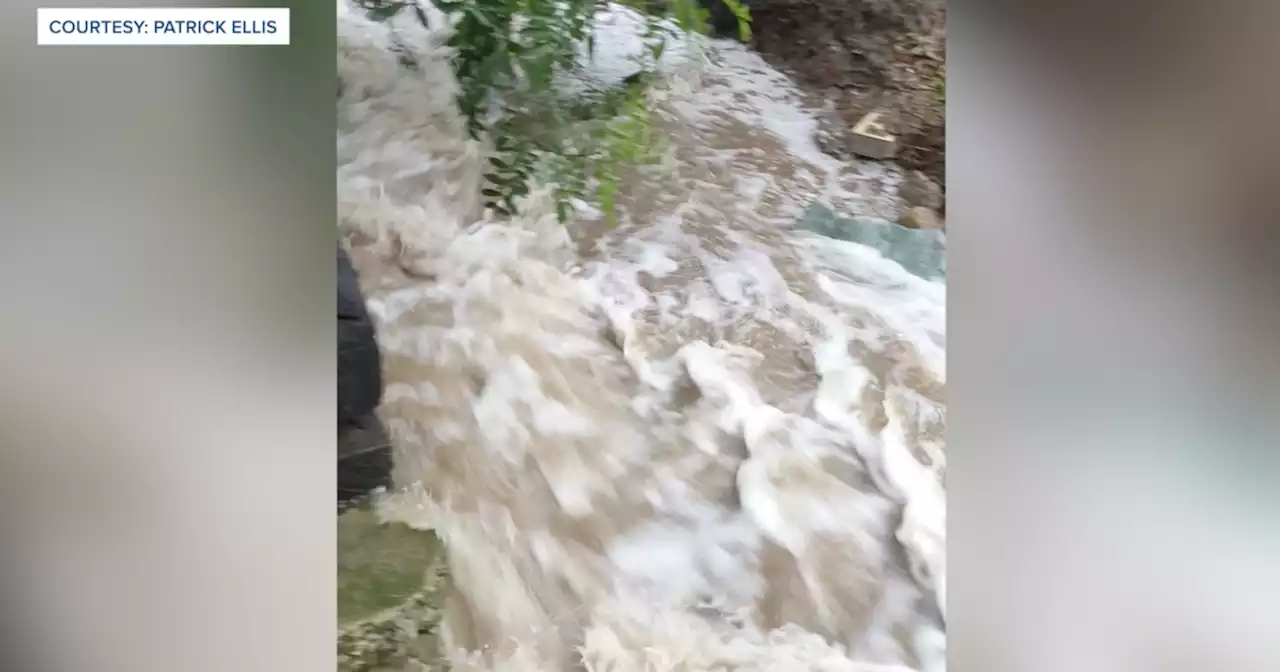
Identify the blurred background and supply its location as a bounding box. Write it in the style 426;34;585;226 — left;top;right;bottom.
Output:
0;1;336;670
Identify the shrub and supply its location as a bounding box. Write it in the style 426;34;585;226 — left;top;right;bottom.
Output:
354;0;750;224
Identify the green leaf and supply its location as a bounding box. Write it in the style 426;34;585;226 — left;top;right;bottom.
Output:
413;0;676;226
651;40;666;62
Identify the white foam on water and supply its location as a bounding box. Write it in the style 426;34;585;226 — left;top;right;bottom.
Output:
338;2;946;669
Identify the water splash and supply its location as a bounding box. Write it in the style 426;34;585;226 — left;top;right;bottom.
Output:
337;2;946;670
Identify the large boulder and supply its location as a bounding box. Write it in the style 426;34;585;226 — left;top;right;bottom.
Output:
338;244;382;429
338;245;391;510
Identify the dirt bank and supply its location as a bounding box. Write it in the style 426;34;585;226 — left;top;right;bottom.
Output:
726;0;946;187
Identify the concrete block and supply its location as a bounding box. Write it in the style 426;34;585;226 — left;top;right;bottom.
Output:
849;109;898;160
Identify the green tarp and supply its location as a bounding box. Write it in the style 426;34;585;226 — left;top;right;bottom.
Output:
799;203;946;281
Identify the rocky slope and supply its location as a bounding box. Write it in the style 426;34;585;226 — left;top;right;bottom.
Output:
708;0;946;190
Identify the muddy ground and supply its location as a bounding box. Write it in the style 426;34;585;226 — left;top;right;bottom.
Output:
713;0;946;188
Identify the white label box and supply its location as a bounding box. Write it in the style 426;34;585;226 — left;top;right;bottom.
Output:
37;7;291;46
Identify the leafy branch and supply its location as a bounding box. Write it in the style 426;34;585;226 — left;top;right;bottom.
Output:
356;0;752;224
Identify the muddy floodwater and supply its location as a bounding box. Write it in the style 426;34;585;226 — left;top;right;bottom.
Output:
337;3;945;671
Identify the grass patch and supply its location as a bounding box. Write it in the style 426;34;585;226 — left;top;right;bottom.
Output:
339;506;445;622
338;505;451;672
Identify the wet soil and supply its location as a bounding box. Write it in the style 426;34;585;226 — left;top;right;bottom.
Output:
725;0;946;187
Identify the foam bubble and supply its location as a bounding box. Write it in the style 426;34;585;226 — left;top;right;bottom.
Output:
338;2;945;668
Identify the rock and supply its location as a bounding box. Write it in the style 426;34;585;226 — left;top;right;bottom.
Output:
900;206;942;230
848;109;898;160
900;170;943;210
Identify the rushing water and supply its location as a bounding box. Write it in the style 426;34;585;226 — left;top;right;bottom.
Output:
337;2;945;670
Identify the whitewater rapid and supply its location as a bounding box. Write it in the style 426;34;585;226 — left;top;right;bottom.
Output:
337;2;945;670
